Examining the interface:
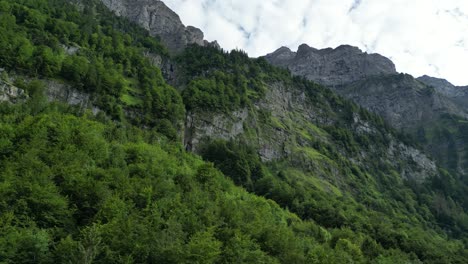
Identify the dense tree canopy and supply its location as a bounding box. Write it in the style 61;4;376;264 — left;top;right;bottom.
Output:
0;0;467;263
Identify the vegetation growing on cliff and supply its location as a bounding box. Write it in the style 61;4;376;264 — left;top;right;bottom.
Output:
178;45;468;263
0;0;467;263
0;0;183;131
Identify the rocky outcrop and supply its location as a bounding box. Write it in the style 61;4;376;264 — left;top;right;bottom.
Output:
339;74;468;130
417;75;468;110
44;80;100;113
265;44;468;132
100;0;205;53
1;73;100;114
0;79;27;103
184;109;249;153
142;51;181;87
184;81;437;181
387;140;437;182
265;44;397;87
184;82;331;162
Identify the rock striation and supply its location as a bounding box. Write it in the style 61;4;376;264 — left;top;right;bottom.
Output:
44;79;100;113
339;74;468;130
100;0;205;53
183;81;437;181
265;44;468;130
417;75;468;110
265;44;468;175
265;44;397;86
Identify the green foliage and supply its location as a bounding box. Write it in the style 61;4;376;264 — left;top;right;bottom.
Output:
200;140;264;190
177;45;289;111
0;0;183;135
0;105;320;263
2;97;464;262
0;0;467;263
185;46;468;263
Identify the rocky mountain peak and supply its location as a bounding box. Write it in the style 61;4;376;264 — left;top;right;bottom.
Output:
339;74;468;129
418;75;454;88
265;43;397;86
100;0;206;54
418;75;468;96
417;75;468;109
296;43;313;54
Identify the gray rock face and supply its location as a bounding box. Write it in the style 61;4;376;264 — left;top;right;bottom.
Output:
142;51;180;86
184;109;249;154
184;81;437;181
387;140;437;182
417;75;468;110
45;80;100;113
1;74;99;113
265;44;397;86
0;79;27;103
266;44;468;176
100;0;205;53
340;74;468;130
265;44;468;132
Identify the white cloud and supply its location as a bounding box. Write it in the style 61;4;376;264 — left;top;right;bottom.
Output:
164;0;468;85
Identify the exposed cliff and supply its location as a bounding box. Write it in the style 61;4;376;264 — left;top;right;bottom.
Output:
265;44;468;130
265;44;397;87
418;75;468;110
183;78;437;183
0;79;27;103
100;0;205;53
265;43;468;175
1;73;99;112
339;74;468;130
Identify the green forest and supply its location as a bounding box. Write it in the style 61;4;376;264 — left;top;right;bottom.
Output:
0;0;467;263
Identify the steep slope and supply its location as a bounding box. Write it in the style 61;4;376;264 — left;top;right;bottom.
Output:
1;0;468;263
265;45;468;129
266;44;468;176
100;0;206;53
418;75;468;110
0;104;342;263
175;45;468;262
416;77;468;172
340;74;468;130
341;74;468;175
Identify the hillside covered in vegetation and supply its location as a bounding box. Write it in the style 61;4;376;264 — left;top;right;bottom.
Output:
0;0;467;263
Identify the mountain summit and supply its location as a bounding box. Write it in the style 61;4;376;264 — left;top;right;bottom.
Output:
265;44;397;86
101;0;206;53
418;75;468;110
265;43;468;176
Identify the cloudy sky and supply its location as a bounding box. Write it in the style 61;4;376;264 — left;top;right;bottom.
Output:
164;0;468;86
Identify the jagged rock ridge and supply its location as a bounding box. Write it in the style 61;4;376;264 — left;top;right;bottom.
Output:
339;74;468;130
417;75;468;110
265;44;468;130
265;43;468;175
265;44;397;86
100;0;206;53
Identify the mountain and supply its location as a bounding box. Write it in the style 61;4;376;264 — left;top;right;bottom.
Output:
0;0;467;263
266;44;468;176
339;73;468;130
265;44;397;87
100;0;206;53
418;75;468;110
